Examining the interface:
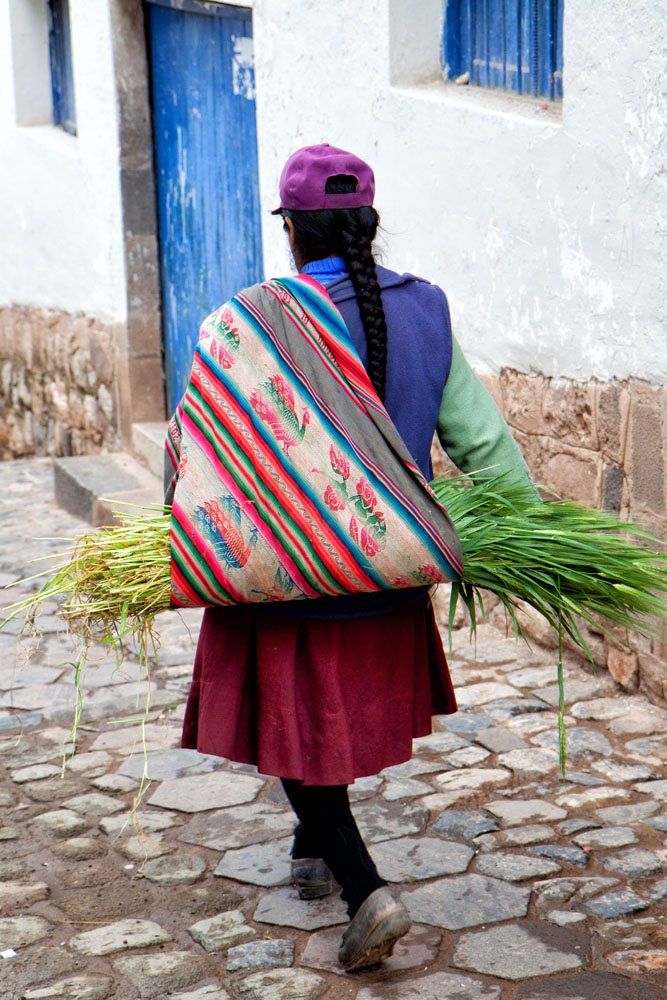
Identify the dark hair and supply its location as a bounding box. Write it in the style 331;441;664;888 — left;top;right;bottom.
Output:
281;175;388;401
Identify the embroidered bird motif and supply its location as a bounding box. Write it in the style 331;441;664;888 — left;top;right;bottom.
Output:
250;374;310;452
196;496;258;569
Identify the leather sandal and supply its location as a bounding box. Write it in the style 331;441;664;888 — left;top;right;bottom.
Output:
338;886;411;971
290;857;333;899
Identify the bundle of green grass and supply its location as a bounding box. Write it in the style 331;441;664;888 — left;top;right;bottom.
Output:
3;473;666;775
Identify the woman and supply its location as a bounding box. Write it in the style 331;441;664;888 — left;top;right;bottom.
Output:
176;144;537;972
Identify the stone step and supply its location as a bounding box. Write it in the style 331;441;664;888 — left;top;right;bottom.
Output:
132;421;168;480
53;452;162;527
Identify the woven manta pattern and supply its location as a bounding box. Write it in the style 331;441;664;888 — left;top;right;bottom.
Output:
164;275;463;609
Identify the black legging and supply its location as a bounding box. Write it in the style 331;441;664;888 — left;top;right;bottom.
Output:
281;778;387;918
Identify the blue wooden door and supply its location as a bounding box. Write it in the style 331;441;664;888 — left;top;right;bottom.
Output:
147;0;263;411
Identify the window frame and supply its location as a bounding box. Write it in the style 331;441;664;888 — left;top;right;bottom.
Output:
443;0;563;102
47;0;77;135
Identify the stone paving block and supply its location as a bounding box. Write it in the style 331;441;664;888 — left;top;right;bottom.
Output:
590;760;655;783
32;809;87;837
354;798;428;843
0;915;51;950
227;938;294;971
168;988;231;1000
402;873;530;929
412;731;471;754
236;969;327;1000
383;776;435;800
546;910;587;926
65;751;115;776
515;971;667;999
51;837;106;861
436;712;495;734
100;809;179;835
64;793;126;817
91;722;180;754
253;886;347;930
0;944;80;995
456;682;520;708
300;923;441;978
179;802;295;851
626;734;667;756
607;949;667;974
452;923;582;980
117;748;224;781
68;918;172;956
532;727;612;756
355;971;501;999
431;808;498;840
529;844;588;867
214;838;292;887
570;696;633;720
634;779;667;800
496;748;558;773
92;772;138;793
148;771;264;813
584;887;649;918
609;704;667;736
23;974;116;999
504;664;556;688
538;676;614;707
0;664;65;691
188;910;257;951
595;801;660;825
573;826;637;848
474;725;528;753
373;835;473;881
10;762;62;784
649;877;667;901
380;759;445;780
118;833;172;862
485;799;567;826
434;767;511;793
601;848;662;876
0;879;50;910
447;746;491;768
476;852;561;881
0;682;78;712
0;710;44;731
485;697;553;719
644;813;667;832
481;824;555;848
113;952;214;999
140;853;206;885
555;786;630;810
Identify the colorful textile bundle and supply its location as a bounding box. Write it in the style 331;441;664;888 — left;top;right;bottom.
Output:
163;275;463;608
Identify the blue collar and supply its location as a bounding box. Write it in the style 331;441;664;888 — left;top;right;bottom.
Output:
300;256;348;283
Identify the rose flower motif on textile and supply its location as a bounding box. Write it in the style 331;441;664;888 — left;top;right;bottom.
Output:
311;446;388;558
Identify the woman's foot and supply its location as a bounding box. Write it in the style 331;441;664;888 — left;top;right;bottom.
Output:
338;886;411;971
291;857;333;899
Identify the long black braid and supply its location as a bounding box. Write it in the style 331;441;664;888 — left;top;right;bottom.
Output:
282;175;388;401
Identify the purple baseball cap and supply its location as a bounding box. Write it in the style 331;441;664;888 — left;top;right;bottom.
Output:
271;143;375;214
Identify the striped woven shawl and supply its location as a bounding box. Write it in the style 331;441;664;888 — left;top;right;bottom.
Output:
164;275;463;609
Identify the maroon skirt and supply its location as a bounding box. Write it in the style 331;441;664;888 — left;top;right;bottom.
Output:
181;593;457;785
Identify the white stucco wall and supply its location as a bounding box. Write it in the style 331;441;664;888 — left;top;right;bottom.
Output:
0;0;126;323
252;0;666;383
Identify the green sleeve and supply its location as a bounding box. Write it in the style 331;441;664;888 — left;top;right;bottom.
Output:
436;337;540;499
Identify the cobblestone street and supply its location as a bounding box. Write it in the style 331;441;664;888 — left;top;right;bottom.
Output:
1;459;666;999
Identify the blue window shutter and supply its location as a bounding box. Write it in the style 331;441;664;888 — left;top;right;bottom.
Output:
443;0;563;101
48;0;77;134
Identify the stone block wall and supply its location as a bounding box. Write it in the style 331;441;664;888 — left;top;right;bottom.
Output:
0;306;120;459
432;369;667;706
